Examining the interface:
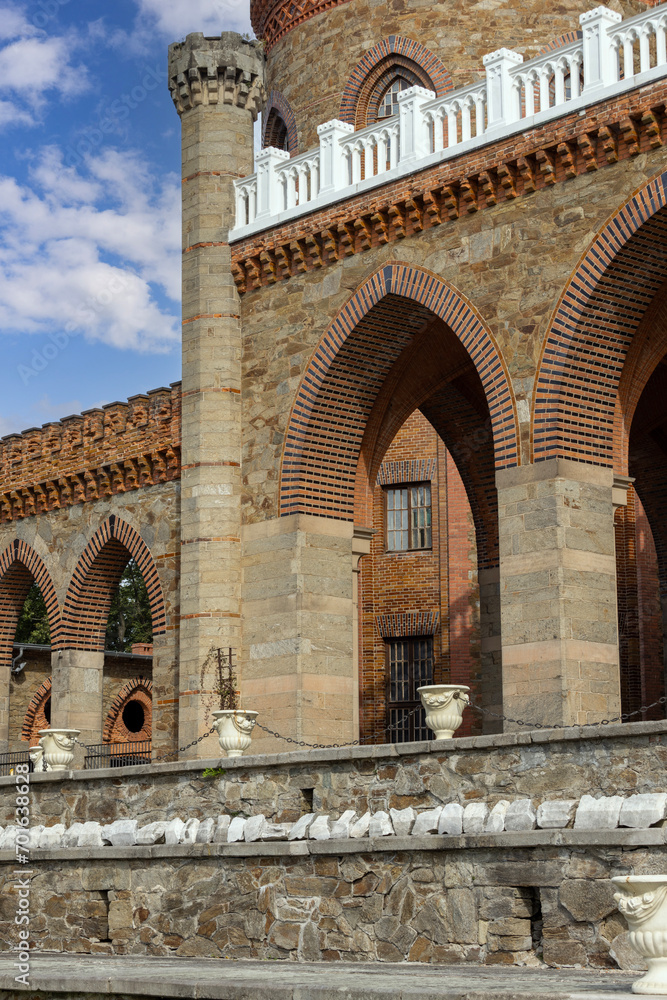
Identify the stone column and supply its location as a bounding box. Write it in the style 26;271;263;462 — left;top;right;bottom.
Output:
497;458;621;728
51;649;104;747
241;515;358;754
168;34;264;753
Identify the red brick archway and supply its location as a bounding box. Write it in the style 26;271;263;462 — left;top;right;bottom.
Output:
280;263;519;535
61;515;165;651
0;541;60;681
103;676;153;743
21;676;52;744
533;172;667;466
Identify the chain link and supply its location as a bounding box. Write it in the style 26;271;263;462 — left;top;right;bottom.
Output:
70;691;667;763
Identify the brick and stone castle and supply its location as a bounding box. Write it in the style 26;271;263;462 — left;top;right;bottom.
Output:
2;0;667;761
5;0;667;981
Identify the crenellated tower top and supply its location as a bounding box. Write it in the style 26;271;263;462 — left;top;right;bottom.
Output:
168;32;265;118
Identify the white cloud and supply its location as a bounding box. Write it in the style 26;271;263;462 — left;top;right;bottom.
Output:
0;9;89;129
123;0;252;49
0;6;37;41
0;147;181;353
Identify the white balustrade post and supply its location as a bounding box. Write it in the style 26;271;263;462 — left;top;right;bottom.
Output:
657;18;667;68
317;120;354;195
483;48;523;128
255;146;290;220
580;6;622;92
397;86;436;163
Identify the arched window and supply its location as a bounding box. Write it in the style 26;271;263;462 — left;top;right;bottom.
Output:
262;92;298;154
375;77;412;120
264;109;289;151
339;38;452;131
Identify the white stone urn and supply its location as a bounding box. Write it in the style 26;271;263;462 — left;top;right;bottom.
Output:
37;729;79;771
212;710;258;757
28;744;50;772
613;875;667;993
417;685;470;739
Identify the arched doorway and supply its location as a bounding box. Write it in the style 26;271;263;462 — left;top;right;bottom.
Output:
535;174;667;723
280;263;518;742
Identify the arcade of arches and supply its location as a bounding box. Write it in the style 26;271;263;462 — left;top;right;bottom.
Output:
5;27;667;755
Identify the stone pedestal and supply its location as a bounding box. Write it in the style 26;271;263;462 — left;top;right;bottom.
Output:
51;649;104;746
497;459;621;728
241;515;357;753
168;34;265;752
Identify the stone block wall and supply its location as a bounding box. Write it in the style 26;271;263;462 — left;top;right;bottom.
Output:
1;723;667;966
0;841;658;964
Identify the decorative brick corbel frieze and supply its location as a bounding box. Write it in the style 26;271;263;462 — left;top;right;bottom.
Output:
620;116;641;156
0;385;182;523
231;85;667;293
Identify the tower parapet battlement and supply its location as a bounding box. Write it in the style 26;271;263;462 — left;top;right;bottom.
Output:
168;32;265;117
233;3;667;239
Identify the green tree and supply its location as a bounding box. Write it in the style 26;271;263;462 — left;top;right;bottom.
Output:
105;560;153;652
15;583;51;645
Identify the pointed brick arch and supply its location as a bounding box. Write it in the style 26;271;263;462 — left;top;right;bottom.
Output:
61;515;166;651
280;263;518;522
0;540;60;671
533;172;667;466
21;676;52;744
340;37;453;128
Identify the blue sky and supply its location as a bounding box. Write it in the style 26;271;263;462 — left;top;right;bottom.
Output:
0;0;252;437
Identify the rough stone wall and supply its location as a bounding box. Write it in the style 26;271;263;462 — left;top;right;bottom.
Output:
0;843;656;965
262;0;648;150
3;721;666;830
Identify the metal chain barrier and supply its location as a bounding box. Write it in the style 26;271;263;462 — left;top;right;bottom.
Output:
467;693;667;731
65;691;667;764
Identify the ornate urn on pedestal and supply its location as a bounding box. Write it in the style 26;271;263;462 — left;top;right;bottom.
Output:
613;875;667;994
37;729;79;771
417;685;470;739
212;710;258;757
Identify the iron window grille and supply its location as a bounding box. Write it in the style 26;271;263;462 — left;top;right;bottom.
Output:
385;482;432;551
386;637;433;742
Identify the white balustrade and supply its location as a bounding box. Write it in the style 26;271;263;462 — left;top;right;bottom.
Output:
231;3;667;237
510;40;583;118
424;80;487;152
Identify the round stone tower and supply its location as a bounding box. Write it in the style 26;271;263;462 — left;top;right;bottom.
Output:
253;0;650;151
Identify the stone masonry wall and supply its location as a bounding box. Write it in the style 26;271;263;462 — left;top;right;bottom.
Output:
238;99;667;524
0;841;661;965
1;720;666;831
263;0;647;150
2;725;667;966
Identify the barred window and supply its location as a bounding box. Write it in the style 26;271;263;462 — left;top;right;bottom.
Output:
386;637;433;742
385;483;432;551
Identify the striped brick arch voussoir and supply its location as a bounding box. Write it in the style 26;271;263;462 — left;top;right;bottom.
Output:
534;173;667;466
0;541;61;675
21;676;52;744
280;264;518;519
61;515;166;652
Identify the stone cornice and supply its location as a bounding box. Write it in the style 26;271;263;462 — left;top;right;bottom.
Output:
0;385;182;523
168;32;266;118
230;80;667;294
